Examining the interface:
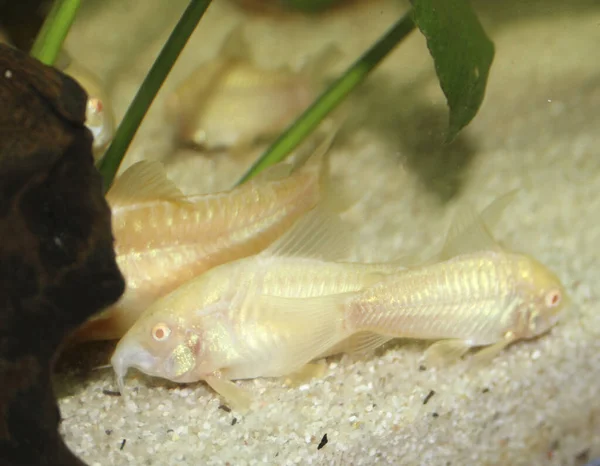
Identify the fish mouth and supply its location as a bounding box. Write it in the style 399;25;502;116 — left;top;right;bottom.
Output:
111;340;158;393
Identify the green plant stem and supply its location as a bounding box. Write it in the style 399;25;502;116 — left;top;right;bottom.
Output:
236;11;416;185
30;0;81;65
98;0;213;191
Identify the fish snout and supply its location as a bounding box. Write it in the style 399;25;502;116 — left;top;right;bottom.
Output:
111;341;158;390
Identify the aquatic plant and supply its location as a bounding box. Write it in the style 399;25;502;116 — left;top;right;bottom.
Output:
29;0;495;189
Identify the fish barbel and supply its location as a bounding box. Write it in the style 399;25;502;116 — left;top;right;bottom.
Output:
111;193;567;410
74;136;334;342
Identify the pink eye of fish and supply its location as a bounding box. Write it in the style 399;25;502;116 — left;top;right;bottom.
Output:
152;323;171;341
544;290;561;308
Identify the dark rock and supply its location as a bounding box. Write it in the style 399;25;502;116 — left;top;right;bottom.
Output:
0;43;125;465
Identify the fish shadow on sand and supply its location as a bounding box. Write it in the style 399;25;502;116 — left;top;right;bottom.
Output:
342;73;480;205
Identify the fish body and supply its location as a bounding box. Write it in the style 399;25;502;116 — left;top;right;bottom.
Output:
75;149;327;342
111;193;567;409
347;250;564;347
150;257;395;382
166;27;339;151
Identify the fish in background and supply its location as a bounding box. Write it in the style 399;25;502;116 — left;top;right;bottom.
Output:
165;26;341;152
111;192;567;410
56;51;115;161
73;134;337;343
0;38;114;160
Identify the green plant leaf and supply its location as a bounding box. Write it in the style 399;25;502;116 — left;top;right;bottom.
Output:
30;0;81;66
98;0;214;191
410;0;494;142
236;11;416;185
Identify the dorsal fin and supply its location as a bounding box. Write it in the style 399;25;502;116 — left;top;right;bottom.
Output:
480;189;519;231
252;161;294;183
438;190;519;261
298;43;343;83
297;125;360;214
106;161;186;206
438;205;500;260
262;204;354;262
259;126;359;262
220;25;252;62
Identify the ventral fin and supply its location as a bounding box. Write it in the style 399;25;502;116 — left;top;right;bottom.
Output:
106;161;187;206
469;332;517;366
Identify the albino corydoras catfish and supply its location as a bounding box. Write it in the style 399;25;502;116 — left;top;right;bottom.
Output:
112;194;567;410
165;26;340;151
56;51;114;161
74;137;334;342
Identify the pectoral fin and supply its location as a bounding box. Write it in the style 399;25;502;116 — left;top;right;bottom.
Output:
251;293;353;375
205;373;251;412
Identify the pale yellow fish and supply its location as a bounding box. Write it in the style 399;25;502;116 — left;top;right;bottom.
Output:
56;52;115;161
73;139;333;343
111;193;567;410
165;26;340;151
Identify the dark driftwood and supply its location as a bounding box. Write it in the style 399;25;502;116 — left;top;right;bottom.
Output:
0;43;125;466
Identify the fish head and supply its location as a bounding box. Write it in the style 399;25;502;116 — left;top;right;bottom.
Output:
517;256;568;338
86;96;114;157
111;268;236;389
111;311;199;390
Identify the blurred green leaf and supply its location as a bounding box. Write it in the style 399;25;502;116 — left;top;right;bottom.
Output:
410;0;494;142
30;0;81;65
98;0;213;191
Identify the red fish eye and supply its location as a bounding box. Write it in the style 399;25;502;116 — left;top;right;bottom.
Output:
545;290;561;307
152;323;171;341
